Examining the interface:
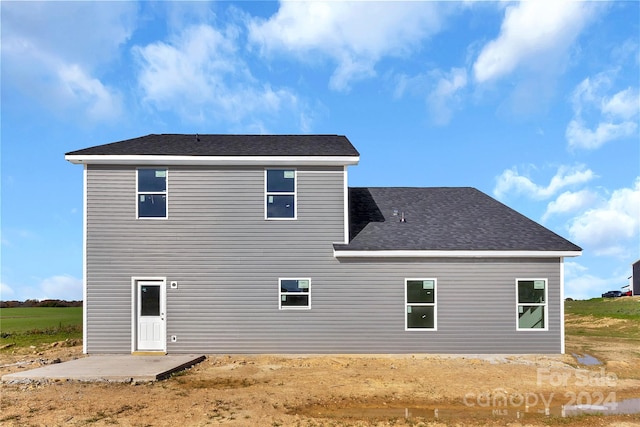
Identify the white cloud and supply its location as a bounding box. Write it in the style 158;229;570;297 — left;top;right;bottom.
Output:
473;1;598;83
1;282;15;299
392;67;467;124
568;179;640;257
135;24;238;105
565;119;637;150
38;275;83;301
134;24;305;127
2;2;136;66
427;68;468;125
58;64;123;122
1;2;135;122
493;165;596;200
248;1;448;91
569;72;611;114
542;189;599;222
566;73;639;150
1;275;83;302
601;87;640;120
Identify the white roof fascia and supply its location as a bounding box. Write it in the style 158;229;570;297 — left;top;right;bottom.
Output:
333;249;583;258
65;154;360;166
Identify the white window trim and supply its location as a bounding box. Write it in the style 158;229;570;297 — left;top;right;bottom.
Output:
516;278;549;331
405;278;437;331
278;278;311;310
136;168;168;219
265;169;297;220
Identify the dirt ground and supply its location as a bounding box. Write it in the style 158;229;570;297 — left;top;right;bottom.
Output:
2;332;640;426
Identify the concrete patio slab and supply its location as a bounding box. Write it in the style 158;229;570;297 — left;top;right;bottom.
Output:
1;354;206;383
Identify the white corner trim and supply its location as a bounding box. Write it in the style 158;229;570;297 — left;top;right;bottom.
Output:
82;165;88;354
65;154;360;166
333;249;583;258
560;258;565;354
343;166;349;244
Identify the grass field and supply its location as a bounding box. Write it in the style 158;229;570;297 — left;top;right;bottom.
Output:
566;296;640;320
565;296;640;341
0;307;82;349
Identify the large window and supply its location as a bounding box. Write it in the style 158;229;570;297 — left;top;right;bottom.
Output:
266;169;296;219
516;279;547;330
406;279;437;330
137;168;167;218
279;278;310;309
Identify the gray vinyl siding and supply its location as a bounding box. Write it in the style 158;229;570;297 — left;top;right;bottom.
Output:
86;165;563;354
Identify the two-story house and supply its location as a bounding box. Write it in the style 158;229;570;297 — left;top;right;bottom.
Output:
65;134;582;354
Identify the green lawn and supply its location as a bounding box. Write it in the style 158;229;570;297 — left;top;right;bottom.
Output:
0;307;83;349
565;296;640;341
565;297;640;320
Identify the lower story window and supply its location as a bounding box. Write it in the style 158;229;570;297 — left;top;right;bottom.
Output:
516;279;547;330
406;279;436;330
279;278;310;309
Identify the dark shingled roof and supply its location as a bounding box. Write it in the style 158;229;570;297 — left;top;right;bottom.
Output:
334;187;581;252
66;134;359;157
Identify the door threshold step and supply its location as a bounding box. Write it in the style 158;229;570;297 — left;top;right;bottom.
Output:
132;351;167;356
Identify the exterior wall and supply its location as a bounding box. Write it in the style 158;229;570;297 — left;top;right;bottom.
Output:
85;164;346;353
86;164;563;354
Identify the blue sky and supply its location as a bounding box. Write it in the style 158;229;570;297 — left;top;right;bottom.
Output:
1;1;638;301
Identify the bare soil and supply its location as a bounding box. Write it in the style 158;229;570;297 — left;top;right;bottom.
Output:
2;337;640;426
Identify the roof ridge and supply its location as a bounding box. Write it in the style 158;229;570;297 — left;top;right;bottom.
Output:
65;134;360;159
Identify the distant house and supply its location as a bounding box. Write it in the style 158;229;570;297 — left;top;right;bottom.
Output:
65;134;582;355
633;260;640;296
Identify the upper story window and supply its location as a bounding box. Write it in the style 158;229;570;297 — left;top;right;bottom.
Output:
405;279;437;330
266;169;296;219
516;279;547;330
137;168;167;218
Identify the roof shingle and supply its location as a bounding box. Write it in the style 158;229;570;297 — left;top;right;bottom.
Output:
65;134;359;157
335;187;581;252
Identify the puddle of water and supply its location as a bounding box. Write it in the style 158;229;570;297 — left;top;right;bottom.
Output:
572;353;602;365
302;405;554;421
301;398;640;421
563;398;640;416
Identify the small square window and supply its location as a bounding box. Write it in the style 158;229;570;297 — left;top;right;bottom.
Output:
279;278;310;309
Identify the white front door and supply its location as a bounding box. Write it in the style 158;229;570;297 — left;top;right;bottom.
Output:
136;280;166;351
